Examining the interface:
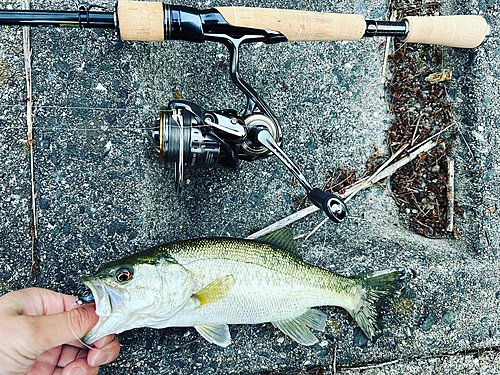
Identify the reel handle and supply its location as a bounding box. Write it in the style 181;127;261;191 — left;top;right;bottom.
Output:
252;127;348;223
308;188;348;224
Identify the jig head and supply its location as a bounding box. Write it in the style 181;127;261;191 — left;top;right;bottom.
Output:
76;291;95;305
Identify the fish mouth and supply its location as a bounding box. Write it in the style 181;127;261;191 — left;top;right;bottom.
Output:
81;276;112;317
81;276;125;344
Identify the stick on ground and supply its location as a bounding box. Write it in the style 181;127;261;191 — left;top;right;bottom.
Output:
247;137;441;240
446;157;455;232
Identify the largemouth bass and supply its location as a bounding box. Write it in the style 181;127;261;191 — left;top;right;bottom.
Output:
81;229;405;346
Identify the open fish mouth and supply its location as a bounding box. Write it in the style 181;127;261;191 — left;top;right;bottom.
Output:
81;276;127;344
81;276;113;317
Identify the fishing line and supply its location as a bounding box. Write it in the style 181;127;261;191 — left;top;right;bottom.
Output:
0;103;156;112
68;301;103;353
1;103;158;132
4;126;157;131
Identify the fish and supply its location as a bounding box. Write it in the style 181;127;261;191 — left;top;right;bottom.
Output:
81;228;406;347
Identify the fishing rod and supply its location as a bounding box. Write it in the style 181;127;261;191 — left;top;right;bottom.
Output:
0;1;490;223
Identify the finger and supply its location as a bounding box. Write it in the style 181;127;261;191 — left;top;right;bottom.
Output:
28;304;98;354
61;358;99;375
93;334;115;349
0;288;79;316
87;336;120;367
57;346;85;368
64;339;93;349
58;319;113;352
25;347;60;375
0;288;49;315
76;348;88;361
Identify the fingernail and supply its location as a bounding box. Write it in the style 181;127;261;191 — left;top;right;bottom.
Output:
68;368;84;375
97;334;114;347
91;350;113;367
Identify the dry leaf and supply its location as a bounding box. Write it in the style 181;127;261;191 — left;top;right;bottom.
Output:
425;69;452;84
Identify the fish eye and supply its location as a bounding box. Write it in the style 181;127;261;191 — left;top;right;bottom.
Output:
116;267;133;283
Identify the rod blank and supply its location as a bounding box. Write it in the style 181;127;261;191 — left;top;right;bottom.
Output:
0;9;115;28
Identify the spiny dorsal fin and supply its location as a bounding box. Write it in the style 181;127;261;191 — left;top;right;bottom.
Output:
193;274;235;307
257;228;298;256
195;323;231;347
271;308;326;346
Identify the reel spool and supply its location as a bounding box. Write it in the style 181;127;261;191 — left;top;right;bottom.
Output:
155;108;220;190
152;101;282;191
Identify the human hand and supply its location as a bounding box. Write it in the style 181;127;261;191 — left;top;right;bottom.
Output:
0;287;120;375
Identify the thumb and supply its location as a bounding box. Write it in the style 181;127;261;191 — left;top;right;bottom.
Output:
30;303;99;353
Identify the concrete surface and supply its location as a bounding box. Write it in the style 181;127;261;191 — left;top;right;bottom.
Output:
0;0;499;373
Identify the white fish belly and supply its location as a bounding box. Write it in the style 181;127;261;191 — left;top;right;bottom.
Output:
167;258;349;327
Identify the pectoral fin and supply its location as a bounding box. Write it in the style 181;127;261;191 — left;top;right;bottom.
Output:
193;274;235;307
195;323;231;347
272;309;327;346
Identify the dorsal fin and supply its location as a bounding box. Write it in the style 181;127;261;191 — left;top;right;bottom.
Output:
257;228;298;255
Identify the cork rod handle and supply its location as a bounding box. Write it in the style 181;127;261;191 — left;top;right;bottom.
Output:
215;7;366;42
115;1;489;48
117;0;164;41
403;15;488;48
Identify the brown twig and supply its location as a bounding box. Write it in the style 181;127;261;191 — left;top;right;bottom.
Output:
247;138;440;239
344;359;400;371
23;0;39;283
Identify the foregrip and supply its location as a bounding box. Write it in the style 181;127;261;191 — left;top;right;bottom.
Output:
117;0;164;41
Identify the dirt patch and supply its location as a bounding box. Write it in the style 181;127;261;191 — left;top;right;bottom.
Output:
387;0;459;238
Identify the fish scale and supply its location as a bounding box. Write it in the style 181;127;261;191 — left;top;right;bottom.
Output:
169;249;351;324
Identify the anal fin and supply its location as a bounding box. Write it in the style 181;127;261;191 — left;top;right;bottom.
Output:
195;323;231;347
272;308;327;346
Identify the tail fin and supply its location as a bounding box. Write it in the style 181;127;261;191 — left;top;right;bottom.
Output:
350;268;407;339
